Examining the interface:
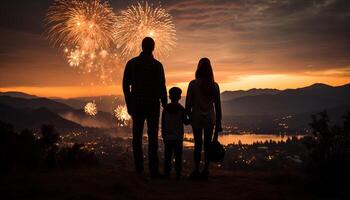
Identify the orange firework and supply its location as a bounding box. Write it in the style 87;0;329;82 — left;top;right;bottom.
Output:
46;0;120;83
84;102;98;116
115;2;176;60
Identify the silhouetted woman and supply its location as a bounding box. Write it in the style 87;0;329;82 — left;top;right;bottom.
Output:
185;58;222;179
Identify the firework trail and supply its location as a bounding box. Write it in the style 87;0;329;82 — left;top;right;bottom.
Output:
115;2;176;60
46;0;120;82
85;102;98;116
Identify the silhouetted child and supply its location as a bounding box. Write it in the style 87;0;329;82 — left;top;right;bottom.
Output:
162;87;189;179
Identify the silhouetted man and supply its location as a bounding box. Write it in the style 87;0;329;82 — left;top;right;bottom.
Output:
122;37;167;178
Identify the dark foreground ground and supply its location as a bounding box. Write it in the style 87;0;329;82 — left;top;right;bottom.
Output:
1;165;320;200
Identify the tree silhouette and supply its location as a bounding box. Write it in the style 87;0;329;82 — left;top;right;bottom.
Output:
40;124;59;147
0;121;16;171
17;129;40;169
307;111;350;196
0;121;98;171
39;124;60;169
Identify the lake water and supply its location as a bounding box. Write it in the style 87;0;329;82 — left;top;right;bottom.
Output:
112;130;304;147
183;133;303;147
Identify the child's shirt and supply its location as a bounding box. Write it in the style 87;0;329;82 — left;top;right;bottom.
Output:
161;102;189;141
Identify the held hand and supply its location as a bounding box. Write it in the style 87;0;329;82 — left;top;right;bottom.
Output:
215;122;223;133
184;115;191;125
212;132;219;142
213;122;222;142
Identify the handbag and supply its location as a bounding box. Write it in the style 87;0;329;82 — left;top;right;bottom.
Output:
209;130;225;162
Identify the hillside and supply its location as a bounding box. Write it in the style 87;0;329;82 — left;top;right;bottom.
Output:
0;103;82;131
0;96;72;112
0;95;115;130
59;109;115;128
1;166;314;200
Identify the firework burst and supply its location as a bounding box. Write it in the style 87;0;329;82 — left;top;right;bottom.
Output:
46;0;120;82
115;2;176;60
114;105;131;126
85;102;98;116
46;0;117;51
67;49;83;67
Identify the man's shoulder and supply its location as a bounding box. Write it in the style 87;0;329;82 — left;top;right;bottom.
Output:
127;56;162;67
153;58;163;67
127;56;139;65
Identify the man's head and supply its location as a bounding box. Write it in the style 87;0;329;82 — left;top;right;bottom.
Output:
142;37;155;54
169;87;182;102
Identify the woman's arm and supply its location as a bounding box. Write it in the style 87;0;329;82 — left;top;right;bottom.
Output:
214;83;222;133
122;61;133;115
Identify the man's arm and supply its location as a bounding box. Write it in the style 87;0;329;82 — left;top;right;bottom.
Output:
122;61;132;115
185;81;193;121
159;63;167;107
161;110;165;139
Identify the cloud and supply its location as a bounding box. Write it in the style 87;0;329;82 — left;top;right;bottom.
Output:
164;0;350;74
0;0;349;94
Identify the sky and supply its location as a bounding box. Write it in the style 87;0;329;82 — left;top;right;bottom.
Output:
0;0;349;98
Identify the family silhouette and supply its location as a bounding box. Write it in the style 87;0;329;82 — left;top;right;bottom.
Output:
123;37;222;180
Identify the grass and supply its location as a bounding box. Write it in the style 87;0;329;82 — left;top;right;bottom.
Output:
1;164;316;200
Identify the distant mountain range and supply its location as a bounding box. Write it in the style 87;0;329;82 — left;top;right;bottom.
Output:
0;96;116;131
220;83;350;134
221;88;280;101
0;91;125;113
0;91;38;99
222;83;350;116
53;95;125;113
1;83;349;134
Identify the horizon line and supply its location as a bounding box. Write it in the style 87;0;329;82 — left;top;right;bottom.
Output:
0;82;349;99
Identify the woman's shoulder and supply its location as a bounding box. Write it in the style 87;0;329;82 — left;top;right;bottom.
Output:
188;79;197;87
214;82;220;88
214;82;220;92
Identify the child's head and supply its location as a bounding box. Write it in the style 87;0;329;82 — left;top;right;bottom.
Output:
169;87;182;102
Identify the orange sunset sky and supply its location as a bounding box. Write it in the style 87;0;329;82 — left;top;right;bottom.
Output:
1;0;349;98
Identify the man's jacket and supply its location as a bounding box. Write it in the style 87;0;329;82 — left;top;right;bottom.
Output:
123;52;167;112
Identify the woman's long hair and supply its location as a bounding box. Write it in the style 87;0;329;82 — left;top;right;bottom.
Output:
195;58;215;99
